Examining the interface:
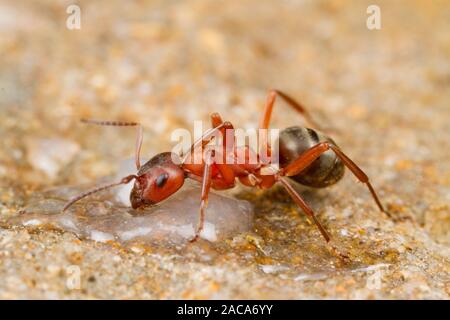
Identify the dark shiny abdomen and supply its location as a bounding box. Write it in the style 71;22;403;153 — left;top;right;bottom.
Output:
277;126;345;188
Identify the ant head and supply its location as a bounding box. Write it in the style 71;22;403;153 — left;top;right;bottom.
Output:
130;152;185;209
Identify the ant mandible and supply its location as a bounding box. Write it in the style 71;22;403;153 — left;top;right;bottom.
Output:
63;90;388;243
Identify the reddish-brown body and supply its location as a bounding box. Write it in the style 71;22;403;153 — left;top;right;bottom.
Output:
183;146;276;190
63;90;388;245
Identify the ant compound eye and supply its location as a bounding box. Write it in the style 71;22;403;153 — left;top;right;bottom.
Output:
155;173;169;188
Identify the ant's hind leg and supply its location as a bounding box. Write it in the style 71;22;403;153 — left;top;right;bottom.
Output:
80;119;143;171
259;89;322;131
210;112;224;128
189;150;214;243
279;142;388;217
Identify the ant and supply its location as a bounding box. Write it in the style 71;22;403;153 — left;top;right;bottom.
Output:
63;90;388;244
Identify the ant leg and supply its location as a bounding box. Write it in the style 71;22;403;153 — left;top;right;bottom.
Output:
211;112;235;154
187;113;225;152
258;90;323;158
190;113;232;152
279;175;352;261
278;176;331;242
210;112;224;128
181;120;234;164
62;175;136;212
259;89;322;131
189;150;214;243
279;142;387;216
81;119;143;170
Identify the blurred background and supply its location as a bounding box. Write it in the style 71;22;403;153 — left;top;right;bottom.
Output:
0;0;448;299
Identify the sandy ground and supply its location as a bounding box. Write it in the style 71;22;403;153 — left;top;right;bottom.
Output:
0;0;449;299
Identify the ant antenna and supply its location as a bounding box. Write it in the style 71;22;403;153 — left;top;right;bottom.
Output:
62;175;136;212
80;119;143;170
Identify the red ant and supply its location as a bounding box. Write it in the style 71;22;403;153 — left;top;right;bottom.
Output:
63;90;388;243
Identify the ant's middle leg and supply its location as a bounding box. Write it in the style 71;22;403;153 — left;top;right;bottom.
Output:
210;112;235;155
278;176;331;242
81;119;143;171
181;114;234;164
278;175;351;261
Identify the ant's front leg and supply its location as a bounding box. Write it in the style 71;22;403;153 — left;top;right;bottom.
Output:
189;150;215;243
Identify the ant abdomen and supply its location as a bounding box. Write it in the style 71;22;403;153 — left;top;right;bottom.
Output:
277;126;345;188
